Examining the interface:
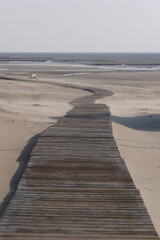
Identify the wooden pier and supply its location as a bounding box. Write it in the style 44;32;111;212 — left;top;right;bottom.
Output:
0;87;159;240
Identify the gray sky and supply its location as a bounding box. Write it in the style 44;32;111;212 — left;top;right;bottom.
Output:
0;0;160;52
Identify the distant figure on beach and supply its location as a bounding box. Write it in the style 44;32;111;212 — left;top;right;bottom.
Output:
31;73;38;79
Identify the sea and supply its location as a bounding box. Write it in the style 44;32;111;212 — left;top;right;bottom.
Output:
1;52;160;72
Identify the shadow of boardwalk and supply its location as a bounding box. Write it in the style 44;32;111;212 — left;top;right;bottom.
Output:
0;134;40;218
111;114;160;132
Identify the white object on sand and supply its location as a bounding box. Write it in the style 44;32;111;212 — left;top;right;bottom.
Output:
31;73;38;79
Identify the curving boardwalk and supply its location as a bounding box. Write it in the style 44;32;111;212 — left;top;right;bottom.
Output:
0;87;159;239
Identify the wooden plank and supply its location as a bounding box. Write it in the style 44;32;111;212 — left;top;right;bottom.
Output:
57;119;112;128
33;143;118;150
46;127;113;132
18;180;136;189
37;136;115;143
31;149;121;158
0;234;155;239
41;130;113;138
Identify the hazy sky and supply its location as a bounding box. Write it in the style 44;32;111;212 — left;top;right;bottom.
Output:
0;0;160;52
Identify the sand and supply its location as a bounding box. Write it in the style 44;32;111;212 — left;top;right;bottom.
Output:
0;64;160;236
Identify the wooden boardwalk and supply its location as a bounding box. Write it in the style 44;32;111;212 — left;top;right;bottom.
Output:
0;87;159;240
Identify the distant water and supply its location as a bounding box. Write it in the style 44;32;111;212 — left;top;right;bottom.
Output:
1;52;160;71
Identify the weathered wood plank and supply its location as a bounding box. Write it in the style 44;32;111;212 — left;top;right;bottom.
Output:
41;130;113;138
37;136;115;143
48;127;112;131
31;149;121;158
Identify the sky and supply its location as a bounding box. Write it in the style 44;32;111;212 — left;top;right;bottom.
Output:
0;0;160;52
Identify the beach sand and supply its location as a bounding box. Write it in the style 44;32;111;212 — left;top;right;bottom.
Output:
0;65;160;236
